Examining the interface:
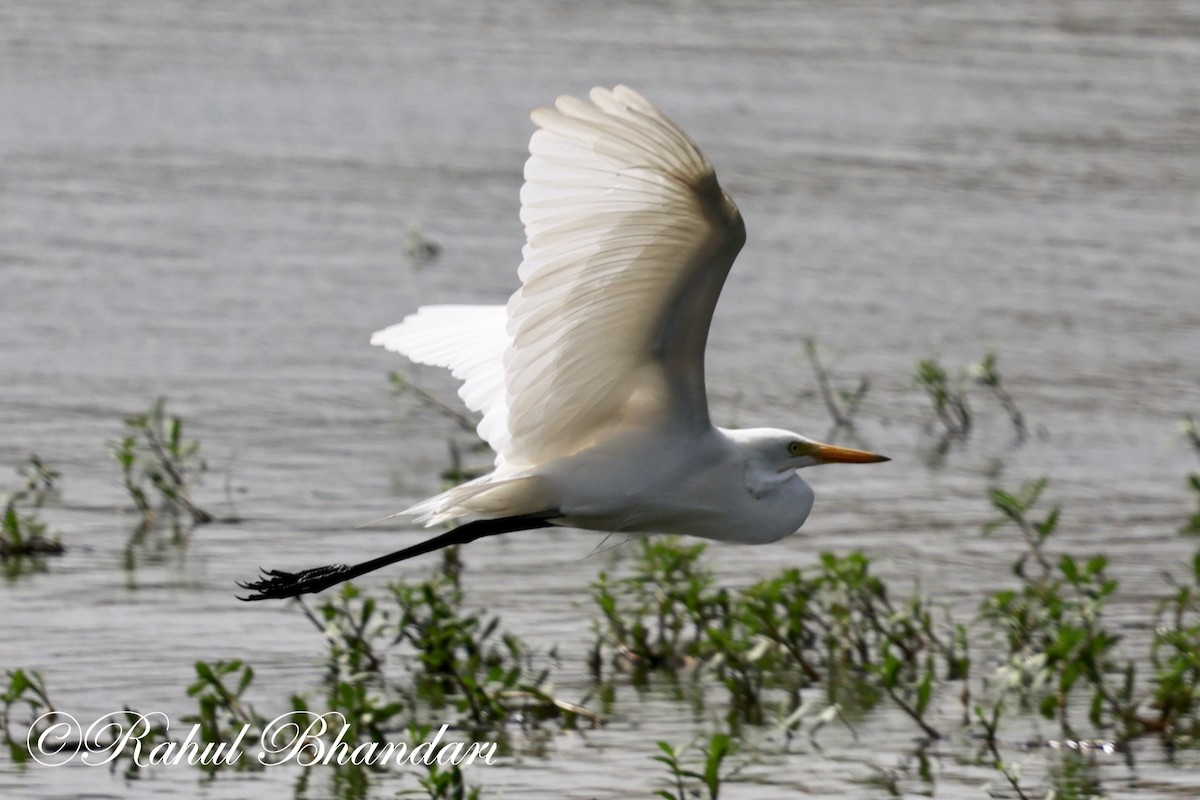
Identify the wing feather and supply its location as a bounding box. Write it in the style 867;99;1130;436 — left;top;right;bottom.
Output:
369;87;746;477
370;305;512;455
501;86;745;467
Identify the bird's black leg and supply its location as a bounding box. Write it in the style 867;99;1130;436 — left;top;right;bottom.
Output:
237;511;561;601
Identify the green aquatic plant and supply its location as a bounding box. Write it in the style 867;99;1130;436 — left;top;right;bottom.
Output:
388;371;478;433
973;698;1030;800
915;357;972;440
984;477;1057;581
293;582;411;753
979;480;1113;723
390;576;594;731
113;398;212;527
653;731;732;800
15;454;60;508
803;337;870;434
591;538;962;737
1183;474;1200;537
182;659;267;772
591;536;722;680
979;478;1144;741
915;352;1026;453
1181;416;1200;536
1;492;62;564
405;743;483;800
971;351;1026;442
1;669;178;778
972;476;1200;800
1148;550;1200;746
1;669;56;764
296;577;593;736
738;552;959;738
1;456;64;567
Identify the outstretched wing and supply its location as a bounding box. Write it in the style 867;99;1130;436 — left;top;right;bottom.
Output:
370;305;512;455
501;85;745;468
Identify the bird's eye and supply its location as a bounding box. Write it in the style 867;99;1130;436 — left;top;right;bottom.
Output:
787;441;803;456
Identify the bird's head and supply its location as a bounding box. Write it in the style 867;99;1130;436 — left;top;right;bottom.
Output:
735;428;890;472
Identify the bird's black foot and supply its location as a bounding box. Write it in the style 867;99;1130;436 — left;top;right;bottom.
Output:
237;564;352;601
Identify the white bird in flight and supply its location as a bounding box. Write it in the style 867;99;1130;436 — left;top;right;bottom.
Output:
241;85;887;601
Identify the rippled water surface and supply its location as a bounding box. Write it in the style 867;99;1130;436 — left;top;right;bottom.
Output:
2;1;1199;798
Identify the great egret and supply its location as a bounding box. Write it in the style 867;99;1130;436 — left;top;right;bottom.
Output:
240;86;887;601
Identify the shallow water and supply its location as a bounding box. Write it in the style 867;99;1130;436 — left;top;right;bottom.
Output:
2;1;1199;798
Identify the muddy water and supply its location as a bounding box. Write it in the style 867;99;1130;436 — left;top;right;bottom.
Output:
2;1;1199;798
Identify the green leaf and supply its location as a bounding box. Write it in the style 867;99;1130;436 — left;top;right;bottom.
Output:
704;733;730;796
5;669;31;701
195;661;215;684
1036;507;1060;538
989;489;1019;514
916;666;933;717
1021;478;1048;508
1060;555;1079;584
237;666;254;695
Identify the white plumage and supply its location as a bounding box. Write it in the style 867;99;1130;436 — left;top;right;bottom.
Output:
371;305;511;454
371;86;886;533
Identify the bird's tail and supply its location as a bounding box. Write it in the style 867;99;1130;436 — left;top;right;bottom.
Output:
402;472;547;527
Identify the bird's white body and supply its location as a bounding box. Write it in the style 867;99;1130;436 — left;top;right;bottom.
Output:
510;425;815;544
370;86;884;548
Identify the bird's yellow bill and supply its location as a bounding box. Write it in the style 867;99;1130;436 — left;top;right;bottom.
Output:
809;442;890;464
